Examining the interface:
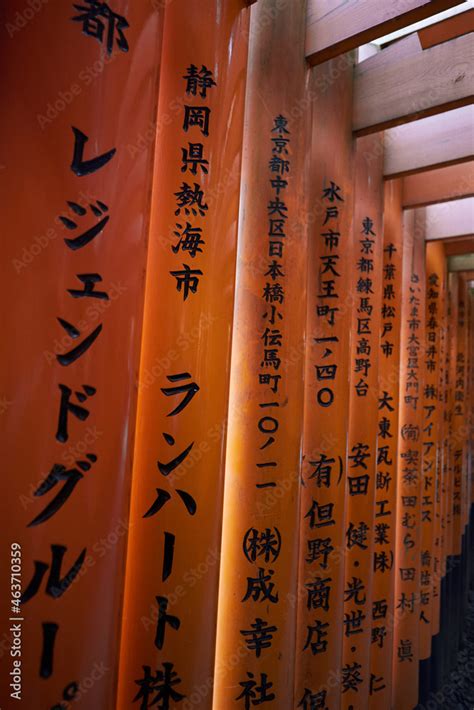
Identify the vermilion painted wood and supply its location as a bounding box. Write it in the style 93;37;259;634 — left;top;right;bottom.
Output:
213;1;310;707
342;133;385;710
0;2;164;707
369;179;405;710
426;241;448;639
402;162;474;208
451;274;468;556
392;209;426;709
116;3;250;708
420;241;447;657
295;53;356;710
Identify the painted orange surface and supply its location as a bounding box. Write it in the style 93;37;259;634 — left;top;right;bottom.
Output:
116;3;250;709
452;274;468;555
341;134;384;710
392;210;426;710
369;179;405;710
470;289;474;508
446;273;459;559
1;3;163;707
420;241;447;656
438;268;451;610
294;54;355;710
213;1;310;707
460;276;473;527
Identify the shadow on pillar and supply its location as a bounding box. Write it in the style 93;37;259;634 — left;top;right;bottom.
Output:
419;504;474;708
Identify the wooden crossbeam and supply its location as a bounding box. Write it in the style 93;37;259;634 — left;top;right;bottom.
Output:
402;162;474;208
353;32;474;135
422;197;474;240
383;106;474;178
305;0;461;65
444;236;474;255
418;7;474;48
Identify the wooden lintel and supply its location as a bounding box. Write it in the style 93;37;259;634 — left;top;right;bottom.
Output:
402;162;474;208
305;0;461;66
383;106;474;178
353;32;474;135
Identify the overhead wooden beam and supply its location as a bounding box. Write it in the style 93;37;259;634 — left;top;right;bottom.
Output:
305;0;461;65
383;106;474;178
353;32;474;135
418;7;474;48
422;197;474;240
444;236;474;255
402;162;474;208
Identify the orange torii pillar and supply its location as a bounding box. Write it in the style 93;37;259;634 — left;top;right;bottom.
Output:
451;272;464;556
425;240;449;695
341;132;385;710
213;1;310;707
369;179;405;710
116;3;250;709
392;208;426;710
443;271;459;676
460;275;474;602
0;4;164;707
419;240;447;703
460;274;473;613
435;264;455;688
469;283;474;592
295;52;356;710
451;273;469;656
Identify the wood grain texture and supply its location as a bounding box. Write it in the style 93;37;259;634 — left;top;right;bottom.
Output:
353;32;474;134
444;235;474;254
423;197;474;240
418;7;474;48
402;162;474;207
383;106;474;178
305;0;460;65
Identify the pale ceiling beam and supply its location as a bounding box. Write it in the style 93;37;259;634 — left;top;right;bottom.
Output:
353;32;474;135
383;107;474;178
422;197;474;239
402;162;474;207
305;0;462;65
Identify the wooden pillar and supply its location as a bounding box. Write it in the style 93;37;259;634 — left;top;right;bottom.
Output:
213;1;310;707
419;240;447;702
116;3;250;708
436;266;454;687
369;179;405;710
446;273;459;562
392;209;426;709
0;3;163;707
443;272;460;675
459;275;470;541
452;273;469;655
341;134;384;709
295;52;355;710
425;242;448;642
468;282;474;599
453;275;469;554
